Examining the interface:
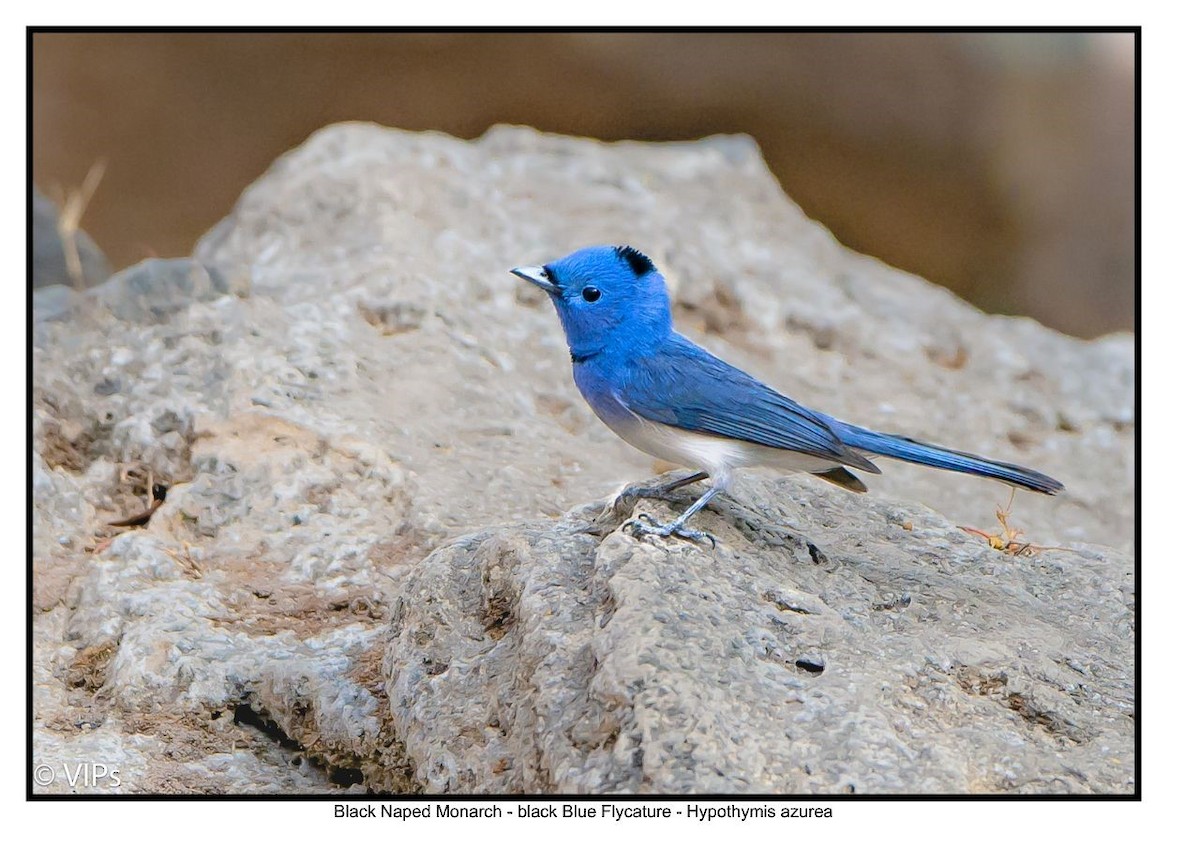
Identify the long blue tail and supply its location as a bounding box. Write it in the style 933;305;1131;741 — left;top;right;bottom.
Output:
835;423;1064;495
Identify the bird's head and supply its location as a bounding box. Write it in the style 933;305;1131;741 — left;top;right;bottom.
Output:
511;245;673;360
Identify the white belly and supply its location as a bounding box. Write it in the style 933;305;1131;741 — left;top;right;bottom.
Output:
606;407;840;487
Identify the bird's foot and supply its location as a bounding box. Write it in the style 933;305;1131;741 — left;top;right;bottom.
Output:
624;513;717;548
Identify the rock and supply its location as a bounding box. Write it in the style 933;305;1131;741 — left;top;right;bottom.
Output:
33;187;112;289
32;123;1133;794
386;477;1132;792
35;258;244;326
96;258;245;324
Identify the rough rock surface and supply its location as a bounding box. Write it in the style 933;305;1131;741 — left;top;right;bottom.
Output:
32;123;1134;794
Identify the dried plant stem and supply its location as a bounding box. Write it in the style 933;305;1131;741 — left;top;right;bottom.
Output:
53;159;107;291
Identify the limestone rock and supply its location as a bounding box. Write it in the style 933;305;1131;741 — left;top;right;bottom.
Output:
386;477;1132;793
32;123;1134;794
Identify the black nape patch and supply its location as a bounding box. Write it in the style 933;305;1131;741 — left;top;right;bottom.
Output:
614;245;655;277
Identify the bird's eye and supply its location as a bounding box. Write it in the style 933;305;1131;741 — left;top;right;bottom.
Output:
581;286;602;303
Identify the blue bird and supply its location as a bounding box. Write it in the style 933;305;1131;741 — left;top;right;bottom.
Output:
512;245;1064;544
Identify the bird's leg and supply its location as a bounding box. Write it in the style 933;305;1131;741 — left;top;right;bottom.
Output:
620;470;709;502
627;483;721;547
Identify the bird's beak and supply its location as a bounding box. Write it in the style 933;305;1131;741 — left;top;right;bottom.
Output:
510;265;561;296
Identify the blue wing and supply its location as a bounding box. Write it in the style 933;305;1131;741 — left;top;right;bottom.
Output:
615;334;879;473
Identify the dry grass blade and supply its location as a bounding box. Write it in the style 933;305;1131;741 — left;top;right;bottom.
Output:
53;159;107;291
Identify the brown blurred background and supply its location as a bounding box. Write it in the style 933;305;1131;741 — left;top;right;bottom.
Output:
32;32;1134;338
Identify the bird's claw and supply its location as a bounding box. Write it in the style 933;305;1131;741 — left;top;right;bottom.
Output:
624;513;717;548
